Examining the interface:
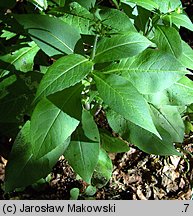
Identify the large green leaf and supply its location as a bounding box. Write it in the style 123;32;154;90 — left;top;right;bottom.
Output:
15;14;81;56
179;41;193;70
91;148;113;188
64;127;99;183
150;105;184;143
146;77;193;106
154;25;182;58
93;73;160;138
162;12;193;31
5;121;70;192
99;8;136;34
35;54;93;102
0;41;39;75
106;109;182;156
101;49;187;94
31;98;79;159
64;109;100;183
120;0;158;11
94;33;152;63
48;83;83;120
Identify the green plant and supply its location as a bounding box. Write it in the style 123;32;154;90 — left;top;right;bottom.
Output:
1;0;193;192
70;187;80;200
69;185;97;200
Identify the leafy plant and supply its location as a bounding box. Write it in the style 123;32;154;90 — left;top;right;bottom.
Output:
1;0;193;192
69;185;97;200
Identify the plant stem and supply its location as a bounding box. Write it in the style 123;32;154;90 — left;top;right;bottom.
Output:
90;34;99;60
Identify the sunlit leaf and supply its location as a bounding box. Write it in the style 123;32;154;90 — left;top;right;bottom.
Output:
94;33;152;63
93;73;160;138
102;49;188;94
35;54;93;102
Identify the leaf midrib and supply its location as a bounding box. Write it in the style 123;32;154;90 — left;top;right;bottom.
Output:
102;68;187;74
157;26;177;57
36;108;61;157
95;40;148;58
94;74;151;128
36;85;82;157
1;43;38;72
37;58;88;99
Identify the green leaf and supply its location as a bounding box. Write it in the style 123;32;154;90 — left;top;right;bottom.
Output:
1;30;16;40
103;49;188;94
82;109;100;142
128;123;182;156
121;0;158;11
100;131;130;153
162;12;193;31
106;109;130;140
154;0;182;13
150;105;184;143
48;83;83;120
35;54;93;102
154;25;182;58
106;109;182;156
14;14;81;56
0;41;39;74
60;2;94;35
94;33;152;63
93;73;160;138
179;41;193;70
0;72;42;123
184;120;193;135
64;127;99;183
70;188;80;200
91;148;113;188
146;77;193;106
31;98;79;159
5;121;70;192
64;110;100;183
99;8;136;34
